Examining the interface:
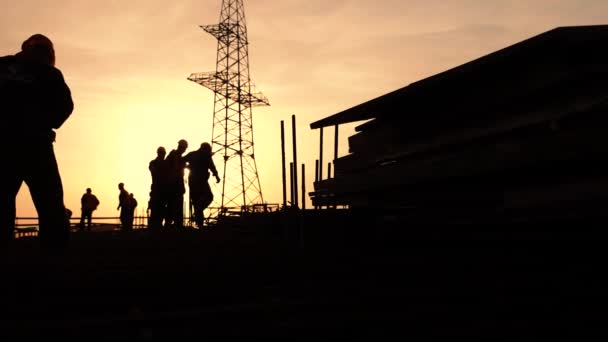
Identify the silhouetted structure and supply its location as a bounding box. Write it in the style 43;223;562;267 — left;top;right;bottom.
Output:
310;25;608;220
0;34;73;249
188;0;269;217
79;188;99;231
148;146;168;230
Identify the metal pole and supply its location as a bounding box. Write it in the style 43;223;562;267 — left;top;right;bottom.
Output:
334;124;339;162
280;120;287;209
328;162;332;209
319;127;324;181
292;115;299;208
289;162;294;206
314;159;319;210
301;163;306;210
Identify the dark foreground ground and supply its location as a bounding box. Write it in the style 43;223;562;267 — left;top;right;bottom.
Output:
1;212;607;340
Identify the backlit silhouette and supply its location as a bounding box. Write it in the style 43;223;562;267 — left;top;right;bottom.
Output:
148;146;168;230
125;193;138;230
0;34;73;250
188;0;269;215
116;182;130;231
164;139;188;229
184;142;220;228
79;188;99;231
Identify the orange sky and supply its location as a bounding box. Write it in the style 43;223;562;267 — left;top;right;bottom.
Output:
1;0;606;219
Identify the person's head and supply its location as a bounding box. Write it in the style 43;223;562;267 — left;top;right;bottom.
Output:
177;139;188;153
20;34;55;66
86;188;92;194
156;146;166;158
118;182;124;190
200;142;212;155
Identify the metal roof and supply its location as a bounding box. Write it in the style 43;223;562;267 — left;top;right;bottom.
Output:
310;25;608;129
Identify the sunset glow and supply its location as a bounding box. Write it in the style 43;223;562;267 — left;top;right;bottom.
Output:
2;0;606;219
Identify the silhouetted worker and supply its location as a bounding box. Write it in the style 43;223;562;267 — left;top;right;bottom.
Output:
184;142;220;228
117;182;130;231
0;34;73;250
148;146;167;230
125;193;138;230
165;139;188;229
79;188;99;231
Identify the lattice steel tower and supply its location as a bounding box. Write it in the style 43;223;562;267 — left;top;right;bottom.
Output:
188;0;269;214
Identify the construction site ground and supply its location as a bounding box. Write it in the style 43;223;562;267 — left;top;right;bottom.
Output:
1;212;606;340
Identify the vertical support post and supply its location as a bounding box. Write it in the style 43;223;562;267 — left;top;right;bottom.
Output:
280;120;287;209
289;162;294;205
314;159;319;210
292;115;299;208
301;164;306;210
334;124;339;164
319;127;324;181
335;125;340;210
328;162;332;209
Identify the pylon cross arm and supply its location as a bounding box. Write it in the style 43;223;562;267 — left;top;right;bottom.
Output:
200;23;248;45
188;72;269;107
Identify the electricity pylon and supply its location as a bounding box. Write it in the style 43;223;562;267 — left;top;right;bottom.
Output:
188;0;269;217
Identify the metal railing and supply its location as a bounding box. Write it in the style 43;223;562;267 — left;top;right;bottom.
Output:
14;204;282;239
14;215;151;238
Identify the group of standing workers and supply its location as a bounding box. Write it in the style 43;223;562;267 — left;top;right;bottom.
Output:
149;139;220;230
77;183;137;232
76;139;219;232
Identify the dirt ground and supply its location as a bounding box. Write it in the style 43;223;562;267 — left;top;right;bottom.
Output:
1;215;606;340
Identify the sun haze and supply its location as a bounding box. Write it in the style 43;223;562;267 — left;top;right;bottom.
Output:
1;0;606;218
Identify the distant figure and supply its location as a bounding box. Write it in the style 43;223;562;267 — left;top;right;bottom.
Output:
65;208;73;229
184;142;220;228
79;188;99;231
125;193;138;230
0;34;73;250
165;139;188;229
117;182;130;231
148;146;167;230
